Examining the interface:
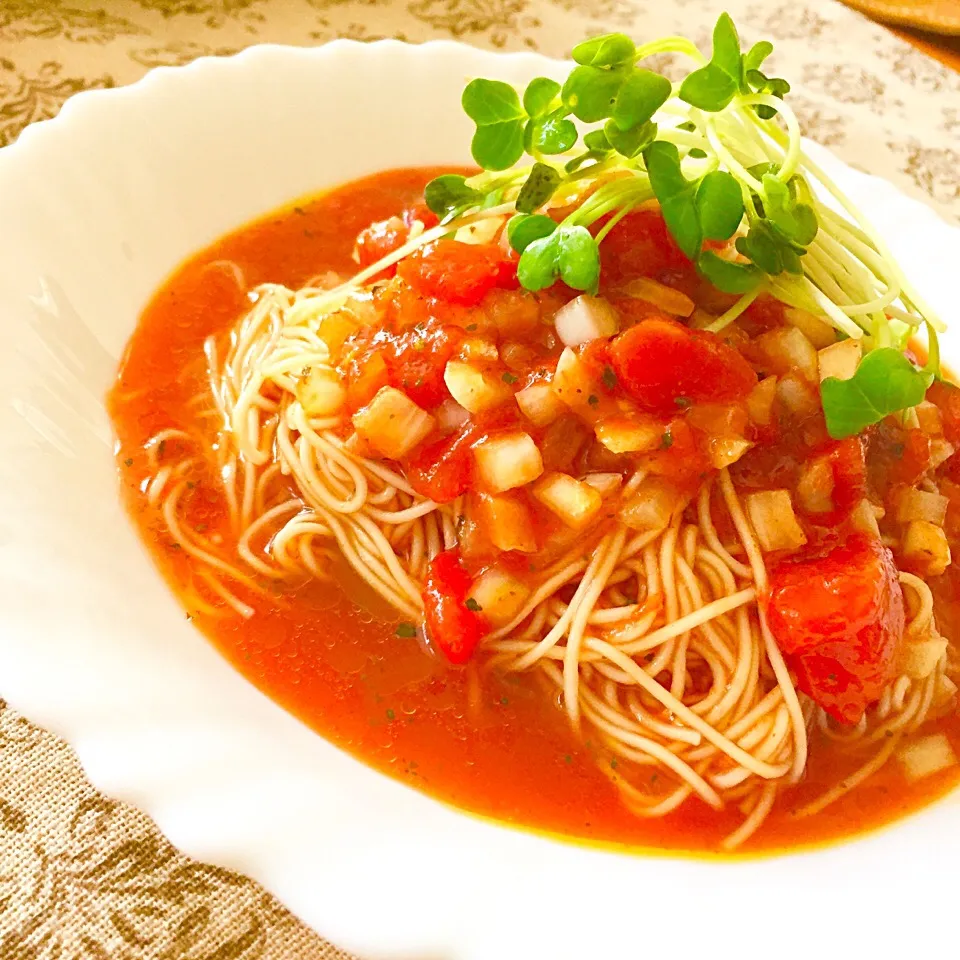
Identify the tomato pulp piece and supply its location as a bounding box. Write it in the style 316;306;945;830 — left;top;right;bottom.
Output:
404;427;477;503
599;209;690;284
385;321;462;410
423;548;489;664
609;317;758;417
765;534;904;724
354;204;441;273
397;239;517;307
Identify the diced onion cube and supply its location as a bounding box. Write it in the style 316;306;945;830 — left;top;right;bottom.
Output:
899;634;948;680
532;472;603;530
746;376;778;427
297;366;346;416
776;373;820;417
553;295;619;347
581;472;623;498
318;310;361;356
434;398;471;433
595;417;663;454
915;401;944;437
902;520;951;576
516;382;565;427
755;326;819;383
552;347;606;420
706;437;752;469
744;490;807;553
458;338;499;363
895;488;949;527
796;458;834;515
620;278;695;317
467;567;531;627
818;338;862;383
477;492;537;553
352;386;435;460
929;438;956;470
898;733;957;783
618;476;681;532
849;498;882;539
783;307;837;349
443;361;512;414
474;431;544;493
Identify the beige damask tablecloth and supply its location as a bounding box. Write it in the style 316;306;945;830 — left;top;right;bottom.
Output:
0;2;958;959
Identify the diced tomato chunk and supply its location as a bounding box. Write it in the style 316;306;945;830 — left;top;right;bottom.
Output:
397;240;516;307
867;420;931;493
340;319;461;412
404;409;520;502
423;548;489;664
736;295;786;339
928;381;960;445
646;417;709;489
609;317;758;417
599;209;690;284
404;426;477;503
354;204;441;275
805;437;867;526
765;534;904;724
385;321;462;409
355;216;408;272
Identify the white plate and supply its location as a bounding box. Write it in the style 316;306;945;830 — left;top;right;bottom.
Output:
0;40;958;960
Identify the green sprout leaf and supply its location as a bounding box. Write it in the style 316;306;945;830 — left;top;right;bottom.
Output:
462;78;527;170
711;12;743;77
556;225;601;292
516;225;599;293
517;233;561;290
424;174;482;218
695;171;744;240
506;213;557;254
604;118;657;159
471;122;525;171
583;129;612;152
644;140;701;259
562;64;627;123
516;162;562;213
462;78;525;125
531;113;579;154
697;250;762;294
571;33;636;67
742;40;773;75
821;348;934;440
523;77;561;117
679;13;743;112
610;69;672;131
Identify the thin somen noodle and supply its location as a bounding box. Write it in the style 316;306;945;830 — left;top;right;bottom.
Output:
137;276;948;849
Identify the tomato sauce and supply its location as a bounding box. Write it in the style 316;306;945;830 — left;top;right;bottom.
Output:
108;167;960;855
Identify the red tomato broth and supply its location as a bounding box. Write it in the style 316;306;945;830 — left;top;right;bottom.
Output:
108;167;960;856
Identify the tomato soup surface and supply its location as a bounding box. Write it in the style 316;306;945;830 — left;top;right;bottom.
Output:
109;167;960;855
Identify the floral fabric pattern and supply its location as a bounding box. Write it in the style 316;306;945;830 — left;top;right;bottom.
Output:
0;2;957;958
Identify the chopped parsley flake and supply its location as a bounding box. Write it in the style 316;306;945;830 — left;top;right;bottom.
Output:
465;597;482;612
396;622;418;638
602;365;617;389
502;371;519;384
660;430;674;450
587;394;599;406
674;396;692;409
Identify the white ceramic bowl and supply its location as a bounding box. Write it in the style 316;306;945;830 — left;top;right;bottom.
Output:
1;40;959;960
